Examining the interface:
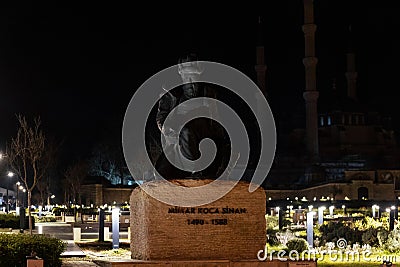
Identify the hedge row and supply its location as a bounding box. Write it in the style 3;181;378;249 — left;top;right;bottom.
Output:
0;233;66;267
0;214;35;229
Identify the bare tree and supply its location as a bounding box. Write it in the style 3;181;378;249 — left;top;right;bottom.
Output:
6;115;54;234
61;177;71;206
36;178;47;206
64;160;88;222
89;142;132;185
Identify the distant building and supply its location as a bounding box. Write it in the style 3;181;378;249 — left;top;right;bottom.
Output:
0;186;15;208
81;176;137;207
259;0;400;204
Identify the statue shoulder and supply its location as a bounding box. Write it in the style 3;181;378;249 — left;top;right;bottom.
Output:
159;87;183;108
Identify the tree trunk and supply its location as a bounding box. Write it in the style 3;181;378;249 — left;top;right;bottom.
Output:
73;198;77;223
79;194;84;224
28;190;33;235
40;191;44;207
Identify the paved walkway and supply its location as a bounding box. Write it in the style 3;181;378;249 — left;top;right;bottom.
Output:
61;240;87;257
61;260;99;267
34;223;97;266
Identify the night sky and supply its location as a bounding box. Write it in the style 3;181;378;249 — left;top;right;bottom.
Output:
0;2;399;170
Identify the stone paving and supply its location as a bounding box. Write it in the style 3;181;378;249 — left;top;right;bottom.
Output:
61;260;100;267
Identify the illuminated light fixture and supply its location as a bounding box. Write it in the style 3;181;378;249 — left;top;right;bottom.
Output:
344;196;350;200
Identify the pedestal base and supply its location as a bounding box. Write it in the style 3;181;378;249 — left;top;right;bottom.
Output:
94;259;317;267
130;179;266;260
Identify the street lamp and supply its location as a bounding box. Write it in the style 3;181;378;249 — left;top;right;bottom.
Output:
6;171;14;213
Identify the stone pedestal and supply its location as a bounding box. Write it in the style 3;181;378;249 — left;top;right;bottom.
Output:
94;259;317;267
130;179;266;260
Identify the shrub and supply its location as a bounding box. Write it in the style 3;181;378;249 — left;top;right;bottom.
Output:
378;228;390;248
0;214;35;229
52;207;65;216
354;216;387;231
319;221;363;245
286;238;309;253
266;228;279;245
0;214;19;229
266;215;278;230
383;228;400;253
0;233;66;267
362;227;379;247
35;216;57;223
282;218;292;228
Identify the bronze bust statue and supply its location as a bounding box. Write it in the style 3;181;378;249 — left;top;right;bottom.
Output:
154;53;229;179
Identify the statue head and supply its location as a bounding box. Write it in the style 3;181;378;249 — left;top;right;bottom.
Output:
178;53;203;83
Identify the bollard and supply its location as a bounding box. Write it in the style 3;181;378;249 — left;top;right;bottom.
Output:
19;207;26;233
306;211;314;247
389;209;395;231
99;209;105;242
278;210;283;230
112;208;120;249
73;227;81;242
104;227;109;240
